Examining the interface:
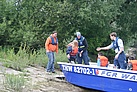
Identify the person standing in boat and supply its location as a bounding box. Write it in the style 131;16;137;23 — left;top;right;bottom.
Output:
66;40;78;64
75;32;90;65
96;32;127;69
97;52;109;67
45;31;58;73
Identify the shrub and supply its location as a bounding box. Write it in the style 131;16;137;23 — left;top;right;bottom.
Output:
4;74;26;91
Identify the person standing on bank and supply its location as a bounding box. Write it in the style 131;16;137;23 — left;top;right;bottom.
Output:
96;32;126;69
45;31;58;73
75;32;89;65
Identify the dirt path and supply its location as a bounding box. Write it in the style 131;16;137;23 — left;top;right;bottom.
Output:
0;63;86;92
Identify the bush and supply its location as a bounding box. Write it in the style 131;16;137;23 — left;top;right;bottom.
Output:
4;74;26;91
0;45;68;71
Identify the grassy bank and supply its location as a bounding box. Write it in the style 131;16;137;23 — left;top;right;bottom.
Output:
0;46;68;91
0;46;68;71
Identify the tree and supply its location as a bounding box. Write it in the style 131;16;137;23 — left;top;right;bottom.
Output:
114;0;137;47
1;0;135;56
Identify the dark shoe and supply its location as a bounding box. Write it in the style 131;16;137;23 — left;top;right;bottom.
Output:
52;71;56;73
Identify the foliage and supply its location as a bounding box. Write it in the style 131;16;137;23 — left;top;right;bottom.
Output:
115;0;137;48
4;73;26;91
0;0;137;60
0;45;68;70
2;45;29;71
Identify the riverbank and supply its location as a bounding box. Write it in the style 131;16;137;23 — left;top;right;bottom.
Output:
0;62;100;92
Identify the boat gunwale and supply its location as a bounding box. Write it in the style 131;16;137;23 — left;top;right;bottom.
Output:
57;62;137;74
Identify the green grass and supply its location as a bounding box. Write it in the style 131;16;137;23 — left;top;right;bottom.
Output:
0;46;68;71
0;45;68;92
4;73;26;91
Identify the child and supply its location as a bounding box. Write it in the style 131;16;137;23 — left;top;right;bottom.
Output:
66;40;78;64
127;56;137;71
97;52;108;67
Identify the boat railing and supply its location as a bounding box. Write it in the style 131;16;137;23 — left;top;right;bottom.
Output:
89;62;114;68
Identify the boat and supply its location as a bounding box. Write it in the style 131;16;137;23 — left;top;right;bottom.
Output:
57;62;137;92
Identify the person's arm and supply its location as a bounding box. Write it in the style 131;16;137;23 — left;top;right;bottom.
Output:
96;43;113;51
66;46;72;55
66;46;72;58
67;42;73;47
82;38;88;52
56;43;59;53
45;37;50;52
55;37;59;53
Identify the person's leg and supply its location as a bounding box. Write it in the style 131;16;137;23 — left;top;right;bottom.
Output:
68;59;71;63
51;52;55;72
69;56;76;64
118;60;126;69
76;53;82;64
114;59;119;69
71;56;76;64
73;58;76;64
46;52;53;72
118;52;126;69
127;63;132;70
68;57;71;63
68;56;73;63
82;51;89;65
47;52;54;72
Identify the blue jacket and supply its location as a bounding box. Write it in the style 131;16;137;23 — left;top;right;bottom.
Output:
75;36;88;52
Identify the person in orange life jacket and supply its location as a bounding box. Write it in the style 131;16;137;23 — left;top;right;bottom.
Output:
75;32;89;65
96;32;126;69
127;56;137;71
66;40;78;64
97;52;108;67
45;31;58;73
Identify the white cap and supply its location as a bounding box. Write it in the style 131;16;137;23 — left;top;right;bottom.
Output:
76;32;81;37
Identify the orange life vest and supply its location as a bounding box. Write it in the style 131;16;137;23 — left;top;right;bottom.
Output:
70;47;78;56
45;35;58;53
129;60;137;71
99;56;108;67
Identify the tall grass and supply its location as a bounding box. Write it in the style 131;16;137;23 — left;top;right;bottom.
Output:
1;46;29;71
4;73;26;91
0;45;68;71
